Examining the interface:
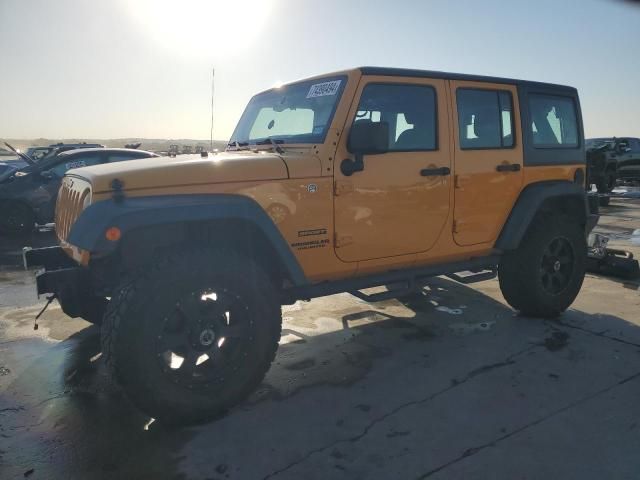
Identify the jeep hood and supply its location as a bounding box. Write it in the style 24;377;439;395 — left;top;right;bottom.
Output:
68;152;290;193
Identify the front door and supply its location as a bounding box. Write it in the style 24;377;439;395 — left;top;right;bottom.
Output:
333;77;451;262
450;81;524;246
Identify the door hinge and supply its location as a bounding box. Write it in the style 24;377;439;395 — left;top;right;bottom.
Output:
334;232;353;248
453;219;459;234
334;180;353;196
454;174;461;189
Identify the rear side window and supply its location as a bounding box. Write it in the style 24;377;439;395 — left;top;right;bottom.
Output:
457;89;514;149
529;94;578;148
354;83;437;152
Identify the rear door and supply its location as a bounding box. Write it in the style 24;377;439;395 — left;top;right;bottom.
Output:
450;81;523;246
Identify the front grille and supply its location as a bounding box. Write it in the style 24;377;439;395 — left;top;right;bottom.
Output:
55;178;90;243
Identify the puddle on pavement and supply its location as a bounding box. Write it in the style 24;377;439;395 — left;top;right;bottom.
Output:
0;327;194;479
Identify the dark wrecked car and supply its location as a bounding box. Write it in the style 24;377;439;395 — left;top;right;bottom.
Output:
612;137;640;183
0;142;106;180
585;137;640;192
0;147;158;235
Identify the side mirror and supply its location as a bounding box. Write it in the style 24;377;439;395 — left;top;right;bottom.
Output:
347;121;389;155
40;170;55;180
342;121;389;176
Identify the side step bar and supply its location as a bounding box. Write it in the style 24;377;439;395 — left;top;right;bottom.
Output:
287;255;500;303
446;269;497;284
349;269;497;303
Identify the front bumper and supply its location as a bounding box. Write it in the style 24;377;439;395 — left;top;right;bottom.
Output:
24;246;87;297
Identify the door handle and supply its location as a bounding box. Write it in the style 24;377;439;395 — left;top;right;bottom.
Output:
496;163;521;172
420;166;451;177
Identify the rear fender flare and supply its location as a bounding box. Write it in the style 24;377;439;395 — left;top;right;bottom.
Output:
495;181;589;251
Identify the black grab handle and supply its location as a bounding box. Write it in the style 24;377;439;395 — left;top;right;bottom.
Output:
420;166;451;177
496;163;521;172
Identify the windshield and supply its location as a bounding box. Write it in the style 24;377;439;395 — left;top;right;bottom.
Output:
229;75;347;146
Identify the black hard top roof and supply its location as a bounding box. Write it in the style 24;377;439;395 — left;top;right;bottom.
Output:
358;67;577;92
586;137;639;141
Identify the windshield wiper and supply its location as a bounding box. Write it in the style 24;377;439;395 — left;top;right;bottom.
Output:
3;142;36;166
256;138;285;154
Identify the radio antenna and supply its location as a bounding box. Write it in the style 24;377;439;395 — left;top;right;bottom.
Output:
210;67;215;151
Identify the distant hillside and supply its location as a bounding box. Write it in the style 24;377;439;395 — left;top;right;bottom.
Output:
3;138;229;154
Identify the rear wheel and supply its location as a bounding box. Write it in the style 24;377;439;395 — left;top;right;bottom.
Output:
498;216;586;318
0;201;35;236
101;249;282;424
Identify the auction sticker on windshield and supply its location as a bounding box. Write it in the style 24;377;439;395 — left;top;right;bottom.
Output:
307;80;342;98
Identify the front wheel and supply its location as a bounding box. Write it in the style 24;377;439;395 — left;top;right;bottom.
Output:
101;249;282;424
498;216;587;318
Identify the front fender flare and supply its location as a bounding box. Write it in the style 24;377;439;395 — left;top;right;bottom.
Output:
67;194;307;286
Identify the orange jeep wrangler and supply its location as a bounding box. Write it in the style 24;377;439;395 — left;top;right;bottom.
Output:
26;67;598;423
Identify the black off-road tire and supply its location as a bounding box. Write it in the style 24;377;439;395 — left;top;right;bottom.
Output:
0;201;35;236
101;249;282;424
498;215;587;318
82;296;109;325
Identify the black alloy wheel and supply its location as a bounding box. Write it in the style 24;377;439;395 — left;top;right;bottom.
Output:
540;237;574;295
157;288;252;388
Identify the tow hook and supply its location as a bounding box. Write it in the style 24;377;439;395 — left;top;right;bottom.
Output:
34;294;57;330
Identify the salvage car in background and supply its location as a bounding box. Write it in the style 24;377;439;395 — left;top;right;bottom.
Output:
614;137;640;183
0;148;158;235
0;142;106;179
586;137;640;192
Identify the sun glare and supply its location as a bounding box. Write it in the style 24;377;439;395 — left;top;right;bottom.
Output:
122;0;273;59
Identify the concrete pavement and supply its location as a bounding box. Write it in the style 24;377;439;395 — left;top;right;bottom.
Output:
1;198;639;480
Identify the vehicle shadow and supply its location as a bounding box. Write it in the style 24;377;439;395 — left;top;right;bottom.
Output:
2;276;640;478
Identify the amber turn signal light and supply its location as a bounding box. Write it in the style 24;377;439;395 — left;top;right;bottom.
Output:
105;226;122;242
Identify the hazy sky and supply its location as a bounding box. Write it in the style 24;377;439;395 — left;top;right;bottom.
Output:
1;0;638;140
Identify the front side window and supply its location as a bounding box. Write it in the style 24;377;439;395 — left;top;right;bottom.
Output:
353;83;437;152
529;94;578;147
457;88;514;149
230;76;346;145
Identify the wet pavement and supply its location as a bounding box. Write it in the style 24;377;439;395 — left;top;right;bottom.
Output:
1;198;639;480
